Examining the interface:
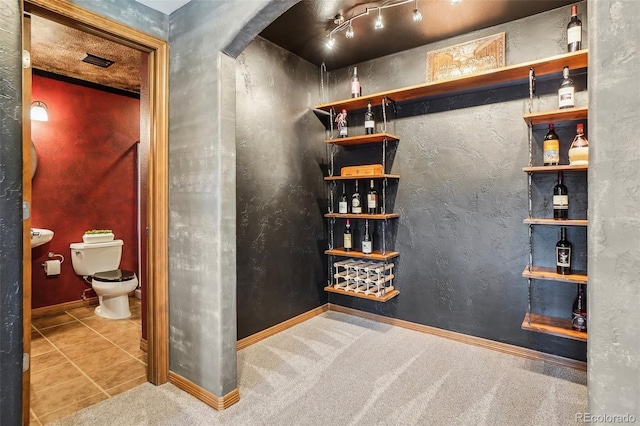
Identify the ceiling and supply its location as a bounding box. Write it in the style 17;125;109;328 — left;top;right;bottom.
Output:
30;0;576;93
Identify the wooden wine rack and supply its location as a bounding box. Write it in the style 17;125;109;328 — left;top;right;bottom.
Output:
324;258;398;302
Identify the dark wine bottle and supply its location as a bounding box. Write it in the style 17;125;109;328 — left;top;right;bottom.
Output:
367;179;377;214
351;180;362;214
553;171;569;220
571;284;587;331
364;101;375;134
338;182;348;214
556;226;572;275
567;4;582;52
543;123;560;166
350;66;361;98
362;219;372;254
558;66;575;109
344;219;352;251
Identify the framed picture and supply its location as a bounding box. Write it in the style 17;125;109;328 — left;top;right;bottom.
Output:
426;32;506;82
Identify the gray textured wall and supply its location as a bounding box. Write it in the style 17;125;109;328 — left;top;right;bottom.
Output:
235;36;326;339
0;1;24;423
588;0;640;419
325;3;590;361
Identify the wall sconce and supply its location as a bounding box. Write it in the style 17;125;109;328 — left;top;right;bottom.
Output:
31;101;49;122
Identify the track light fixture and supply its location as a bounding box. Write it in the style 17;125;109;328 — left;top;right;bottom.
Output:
346;22;354;38
374;8;384;29
413;0;423;22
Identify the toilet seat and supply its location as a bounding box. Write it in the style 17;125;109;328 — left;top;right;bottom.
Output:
92;269;136;282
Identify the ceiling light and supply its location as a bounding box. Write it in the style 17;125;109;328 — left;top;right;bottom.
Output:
326;35;335;49
413;0;422;21
30;101;49;122
451;0;461;4
345;21;354;38
374;8;383;29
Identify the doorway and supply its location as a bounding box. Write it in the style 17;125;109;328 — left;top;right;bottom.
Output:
22;0;169;424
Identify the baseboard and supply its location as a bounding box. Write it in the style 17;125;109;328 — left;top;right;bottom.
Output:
140;338;148;353
237;304;329;350
169;372;239;410
32;297;99;318
328;304;587;372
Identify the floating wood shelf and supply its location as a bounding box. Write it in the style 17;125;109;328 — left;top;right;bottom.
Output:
524;218;588;226
325;174;400;181
522;313;587;342
523;165;588;173
522;106;588;126
324;285;399;302
325;132;399;146
522;265;587;284
325;213;400;220
314;50;588;112
326;248;400;261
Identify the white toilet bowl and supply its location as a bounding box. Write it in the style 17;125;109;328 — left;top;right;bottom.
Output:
90;269;138;319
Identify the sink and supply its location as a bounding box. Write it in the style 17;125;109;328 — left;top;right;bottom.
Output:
31;228;54;248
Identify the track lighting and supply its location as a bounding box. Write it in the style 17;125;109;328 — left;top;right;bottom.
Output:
451;0;461;4
326;35;335;49
374;8;383;29
413;0;422;22
346;22;354;38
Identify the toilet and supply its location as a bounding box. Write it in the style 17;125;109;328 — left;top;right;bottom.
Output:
70;239;138;320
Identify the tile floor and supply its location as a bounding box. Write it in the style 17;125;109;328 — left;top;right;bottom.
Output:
30;297;147;425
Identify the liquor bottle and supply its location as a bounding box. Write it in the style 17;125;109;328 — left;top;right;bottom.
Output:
338;182;348;214
336;109;348;138
364;101;375;134
350;66;361;98
351;180;362;214
362;219;372;255
567;4;582;52
568;123;589;166
553;171;569;219
543;124;560;166
343;219;352;251
367;179;377;214
558;66;575;109
571;284;587;332
556;226;572;275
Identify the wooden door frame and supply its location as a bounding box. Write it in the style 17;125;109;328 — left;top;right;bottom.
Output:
22;0;169;422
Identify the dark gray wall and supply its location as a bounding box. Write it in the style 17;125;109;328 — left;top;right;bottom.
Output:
235;36;326;340
0;1;24;423
325;3;589;361
588;0;640;419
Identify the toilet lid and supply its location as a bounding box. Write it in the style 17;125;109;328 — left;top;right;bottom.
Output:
92;269;136;282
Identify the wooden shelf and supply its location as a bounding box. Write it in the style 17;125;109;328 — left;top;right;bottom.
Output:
325;174;400;181
522;313;587;342
522;265;587;284
314;50;588;112
523;165;587;173
325;132;399;146
524;218;587;226
324;286;400;302
326;248;400;261
325;213;400;220
522;106;588;126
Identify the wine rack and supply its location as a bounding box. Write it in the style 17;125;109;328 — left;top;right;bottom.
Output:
324;258;398;302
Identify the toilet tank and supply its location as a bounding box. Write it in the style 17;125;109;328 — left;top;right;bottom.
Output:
69;240;124;276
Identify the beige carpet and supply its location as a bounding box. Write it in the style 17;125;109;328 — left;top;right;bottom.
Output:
50;311;587;425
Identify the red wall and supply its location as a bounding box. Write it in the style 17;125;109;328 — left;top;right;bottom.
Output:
31;75;140;309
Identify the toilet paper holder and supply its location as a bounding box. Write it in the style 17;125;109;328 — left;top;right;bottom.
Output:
42;251;64;266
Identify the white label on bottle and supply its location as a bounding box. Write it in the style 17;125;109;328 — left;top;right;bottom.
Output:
352;205;362;214
567;26;581;44
351;81;360;96
338;201;348;214
367;194;376;209
340;127;348;137
362;241;372;254
365;120;375;130
556;247;571;267
553;195;569;209
558;87;575;108
344;234;352;249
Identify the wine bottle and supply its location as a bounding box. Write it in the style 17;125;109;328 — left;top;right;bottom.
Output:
567;4;582;52
571;284;587;332
543;123;560;166
568;123;589;166
553;171;569;220
558;66;575;109
338;182;348;214
556;226;572;275
350;66;361;98
364;101;375;134
367;179;377;214
336;109;348;138
344;219;352;252
362;219;372;255
351;180;362;214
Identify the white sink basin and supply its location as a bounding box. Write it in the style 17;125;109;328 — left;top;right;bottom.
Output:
31;228;54;248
